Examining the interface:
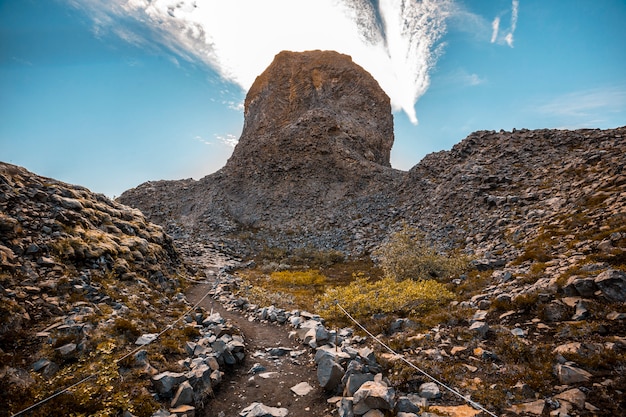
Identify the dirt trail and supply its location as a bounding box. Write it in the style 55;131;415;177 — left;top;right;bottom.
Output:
186;283;333;417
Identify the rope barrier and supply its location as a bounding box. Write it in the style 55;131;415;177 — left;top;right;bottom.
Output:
10;276;220;417
335;302;499;417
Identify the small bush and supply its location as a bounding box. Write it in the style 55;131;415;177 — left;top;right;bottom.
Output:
317;274;454;324
375;226;470;282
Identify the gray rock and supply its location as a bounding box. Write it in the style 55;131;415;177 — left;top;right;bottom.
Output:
542;301;570;322
152;371;187;397
353;381;395;414
186;364;212;392
170;381;194;407
290;381;313;396
511;327;526;337
317;356;345;391
418;382;441;399
511;381;535;399
595;269;626;301
607;311;626;320
554;388;586;409
249;363;266;374
338;398;354;417
56;343;77;357
343;372;375;396
571;300;590;320
563;277;597;297
471;310;488;322
315;345;351;365
469;321;489;338
135;333;158;346
267;347;291;357
395;396;421;414
555;364;593;384
239;402;289;417
32;358;51;372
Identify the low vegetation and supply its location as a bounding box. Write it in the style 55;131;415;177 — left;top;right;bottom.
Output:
375;226;471;282
317;274;454;326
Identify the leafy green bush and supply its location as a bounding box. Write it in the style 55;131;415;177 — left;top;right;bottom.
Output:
375;226;470;282
317;274;454;323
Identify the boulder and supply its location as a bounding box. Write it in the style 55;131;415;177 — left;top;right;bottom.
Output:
353;381;395;414
317;356;345;391
469;321;489;338
555;364;593;384
170;381;194;408
418;382;441;399
152;372;187;397
554;388;586;409
595;269;626;301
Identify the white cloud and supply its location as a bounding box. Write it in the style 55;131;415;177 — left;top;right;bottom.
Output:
66;0;454;125
511;0;519;32
215;134;239;148
490;16;500;43
465;73;485;86
224;101;244;112
504;32;514;47
490;0;519;48
194;135;211;145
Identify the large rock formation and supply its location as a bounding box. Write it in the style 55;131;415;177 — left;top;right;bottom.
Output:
119;50;403;250
119;50;626;260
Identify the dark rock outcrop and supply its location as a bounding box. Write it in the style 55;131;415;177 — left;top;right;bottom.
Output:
119;50;403;251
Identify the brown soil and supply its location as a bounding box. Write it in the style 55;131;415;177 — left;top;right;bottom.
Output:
186;284;334;417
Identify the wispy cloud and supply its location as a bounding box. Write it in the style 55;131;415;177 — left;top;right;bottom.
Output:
224;101;244;112
194;135;212;145
490;0;519;48
535;86;626;127
215;134;239;148
490;17;500;43
443;68;486;87
65;0;455;125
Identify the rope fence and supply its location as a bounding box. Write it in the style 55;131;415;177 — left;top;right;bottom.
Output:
335;302;499;417
10;278;219;417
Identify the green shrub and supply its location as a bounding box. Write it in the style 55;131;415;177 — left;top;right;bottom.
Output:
317;274;454;323
375;226;470;282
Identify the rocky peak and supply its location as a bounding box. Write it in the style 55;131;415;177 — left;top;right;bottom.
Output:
229;50;394;172
120;50;402;238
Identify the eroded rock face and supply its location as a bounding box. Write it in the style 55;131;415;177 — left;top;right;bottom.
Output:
214;50;400;227
120;50;402;245
230;50;394;173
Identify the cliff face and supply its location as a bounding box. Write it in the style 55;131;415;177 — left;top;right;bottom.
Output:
120;50;403;242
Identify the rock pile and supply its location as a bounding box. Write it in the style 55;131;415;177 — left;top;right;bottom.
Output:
146;310;245;417
205;269;475;417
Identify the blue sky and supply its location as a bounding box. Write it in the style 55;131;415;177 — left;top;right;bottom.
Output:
1;0;625;197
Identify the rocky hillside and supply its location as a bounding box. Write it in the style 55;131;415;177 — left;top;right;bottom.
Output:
116;50;626;416
118;51;625;262
0;163;244;416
